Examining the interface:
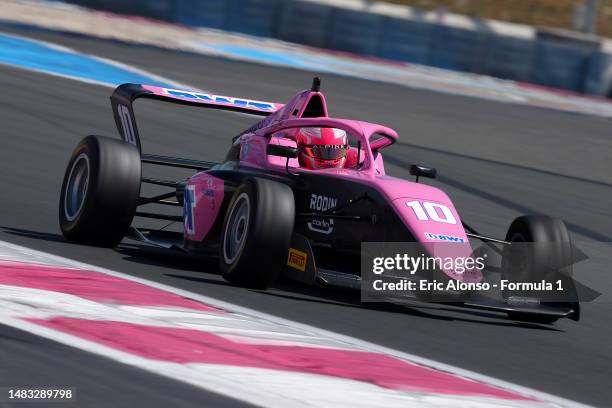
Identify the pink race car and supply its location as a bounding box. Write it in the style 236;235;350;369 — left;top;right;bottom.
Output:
58;78;580;324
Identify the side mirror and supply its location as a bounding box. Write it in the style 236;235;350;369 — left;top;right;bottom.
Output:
410;164;437;183
267;144;298;159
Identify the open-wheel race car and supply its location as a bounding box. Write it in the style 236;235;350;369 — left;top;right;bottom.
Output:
59;78;580;324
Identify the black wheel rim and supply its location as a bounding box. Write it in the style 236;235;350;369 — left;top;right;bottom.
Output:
64;153;90;221
223;192;250;264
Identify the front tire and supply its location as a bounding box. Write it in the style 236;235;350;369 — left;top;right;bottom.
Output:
59;135;141;247
502;215;573;324
219;178;295;289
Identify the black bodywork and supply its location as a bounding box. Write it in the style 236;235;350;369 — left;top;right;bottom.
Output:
110;82;581;324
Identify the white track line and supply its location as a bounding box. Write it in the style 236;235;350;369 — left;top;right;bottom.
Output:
0;239;592;408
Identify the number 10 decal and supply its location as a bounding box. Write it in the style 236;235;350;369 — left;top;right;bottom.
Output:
405;201;457;224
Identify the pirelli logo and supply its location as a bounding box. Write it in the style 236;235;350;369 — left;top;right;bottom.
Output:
287;248;307;272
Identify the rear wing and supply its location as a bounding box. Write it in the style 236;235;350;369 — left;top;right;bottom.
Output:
110;83;283;152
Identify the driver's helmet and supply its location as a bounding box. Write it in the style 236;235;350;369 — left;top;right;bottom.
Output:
295;127;348;169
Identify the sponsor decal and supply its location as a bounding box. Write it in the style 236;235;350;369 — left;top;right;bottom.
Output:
287;248;307;272
308;194;337;235
424;232;466;243
202;179;216;210
308;218;334;235
164;88;275;111
117;104;137;146
241;142;249;160
184;185;196;235
309;194;337;212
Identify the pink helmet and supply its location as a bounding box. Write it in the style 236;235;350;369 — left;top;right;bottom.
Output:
295;127;348;170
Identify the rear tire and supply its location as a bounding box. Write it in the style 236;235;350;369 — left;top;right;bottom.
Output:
59;135;141;247
502;215;573;324
219;178;295;289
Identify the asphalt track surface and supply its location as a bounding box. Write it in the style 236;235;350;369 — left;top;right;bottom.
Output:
1;25;612;407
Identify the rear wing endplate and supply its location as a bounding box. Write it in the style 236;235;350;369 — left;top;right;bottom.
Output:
110;83;283;152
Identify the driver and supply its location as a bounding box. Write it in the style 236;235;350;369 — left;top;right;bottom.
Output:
295;127;348;169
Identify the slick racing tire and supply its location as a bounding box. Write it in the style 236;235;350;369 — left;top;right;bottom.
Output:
59;135;141;247
502;215;573;324
219;178;295;289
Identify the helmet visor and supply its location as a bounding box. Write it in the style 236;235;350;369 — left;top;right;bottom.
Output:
302;144;347;160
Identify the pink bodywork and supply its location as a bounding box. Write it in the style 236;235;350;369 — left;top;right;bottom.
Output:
184;173;224;243
155;84;479;282
235;89;480;282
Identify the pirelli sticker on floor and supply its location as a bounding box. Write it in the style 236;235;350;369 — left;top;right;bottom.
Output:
287;248;307;272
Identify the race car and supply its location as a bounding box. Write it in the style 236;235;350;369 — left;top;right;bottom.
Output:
58;78;580;324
